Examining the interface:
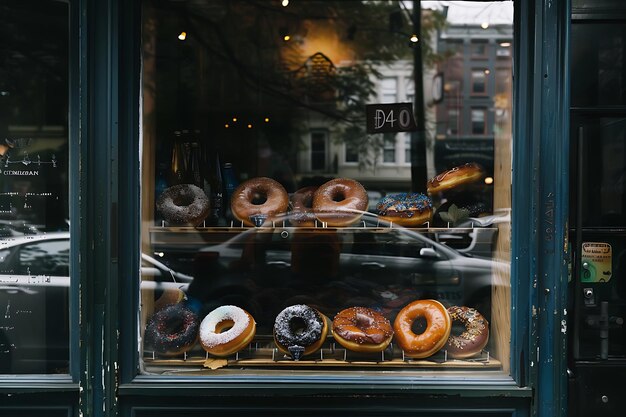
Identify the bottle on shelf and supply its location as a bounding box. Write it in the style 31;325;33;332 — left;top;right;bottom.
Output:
203;149;224;226
222;162;239;222
169;131;186;185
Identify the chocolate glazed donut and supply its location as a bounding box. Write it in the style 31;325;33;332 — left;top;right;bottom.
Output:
444;306;489;359
230;177;289;227
312;178;368;227
144;303;199;356
156;184;210;226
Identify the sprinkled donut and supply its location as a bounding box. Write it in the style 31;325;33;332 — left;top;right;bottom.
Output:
376;193;433;227
274;304;329;359
199;305;256;357
313;178;368;227
427;163;485;195
444;306;489;359
144;303;199;356
332;307;393;353
156;184;210;226
230;177;289;227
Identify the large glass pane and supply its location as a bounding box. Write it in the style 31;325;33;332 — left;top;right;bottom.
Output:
140;0;513;377
0;1;70;374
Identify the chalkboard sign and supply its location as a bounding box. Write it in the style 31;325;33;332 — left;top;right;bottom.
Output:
366;103;418;133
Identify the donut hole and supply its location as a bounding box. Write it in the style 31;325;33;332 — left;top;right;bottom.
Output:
172;193;195;208
289;317;308;336
162;317;186;335
410;316;428;335
251;192;268;205
331;192;346;202
215;319;235;334
451;321;466;335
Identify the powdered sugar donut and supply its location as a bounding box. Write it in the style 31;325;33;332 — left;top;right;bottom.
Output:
199;305;256;357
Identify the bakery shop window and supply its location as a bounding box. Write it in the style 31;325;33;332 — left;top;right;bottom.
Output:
140;0;513;376
0;1;70;374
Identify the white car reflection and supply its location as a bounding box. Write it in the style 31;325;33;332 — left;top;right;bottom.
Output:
0;232;190;373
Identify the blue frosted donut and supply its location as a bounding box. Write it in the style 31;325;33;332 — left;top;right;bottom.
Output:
376;193;433;227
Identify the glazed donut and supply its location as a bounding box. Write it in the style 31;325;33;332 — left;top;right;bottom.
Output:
393;299;451;358
376;193;433;227
153;288;186;312
156;184;210;226
427;163;485;195
144;303;199;356
445;306;489;359
312;178;368;227
274;304;329;359
332;307;393;353
230;177;289;227
290;186;318;226
199;305;256;357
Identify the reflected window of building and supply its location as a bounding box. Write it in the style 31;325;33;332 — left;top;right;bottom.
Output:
471;108;487;134
381;77;398;103
311;130;328;171
471;69;488;95
403;133;411;164
471;41;488;58
345;143;359;163
448;108;460;135
383;133;396;163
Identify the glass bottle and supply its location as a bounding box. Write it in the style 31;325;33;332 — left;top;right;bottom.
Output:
169;131;185;185
222;162;239;222
205;150;224;226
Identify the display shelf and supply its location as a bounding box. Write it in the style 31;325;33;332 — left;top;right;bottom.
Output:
144;345;499;370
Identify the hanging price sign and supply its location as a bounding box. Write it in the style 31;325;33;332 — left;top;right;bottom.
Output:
366;103;417;133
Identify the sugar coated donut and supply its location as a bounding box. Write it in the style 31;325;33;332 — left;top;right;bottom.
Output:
199;305;256;357
445;306;489;359
231;177;289;227
376;193;433;227
145;303;199;356
393;299;451;358
157;184;210;226
332;307;393;353
274;304;329;359
290;186;318;226
427;163;485;195
313;178;368;227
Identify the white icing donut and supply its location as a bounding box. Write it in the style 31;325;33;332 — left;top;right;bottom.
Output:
199;305;256;357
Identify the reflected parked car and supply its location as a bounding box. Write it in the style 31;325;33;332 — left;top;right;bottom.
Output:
0;232;190;374
192;212;502;333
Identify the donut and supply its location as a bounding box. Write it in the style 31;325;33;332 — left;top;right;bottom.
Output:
332;307;393;353
427;163;485;195
230;177;289;227
153;288;186;312
289;186;318;226
144;303;199;356
274;304;329;359
376;193;433;227
393;299;451;358
312;178;368;227
156;184;210;226
445;306;489;359
199;305;256;357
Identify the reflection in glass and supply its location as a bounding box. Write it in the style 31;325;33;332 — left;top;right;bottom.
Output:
0;2;70;373
140;0;513;376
